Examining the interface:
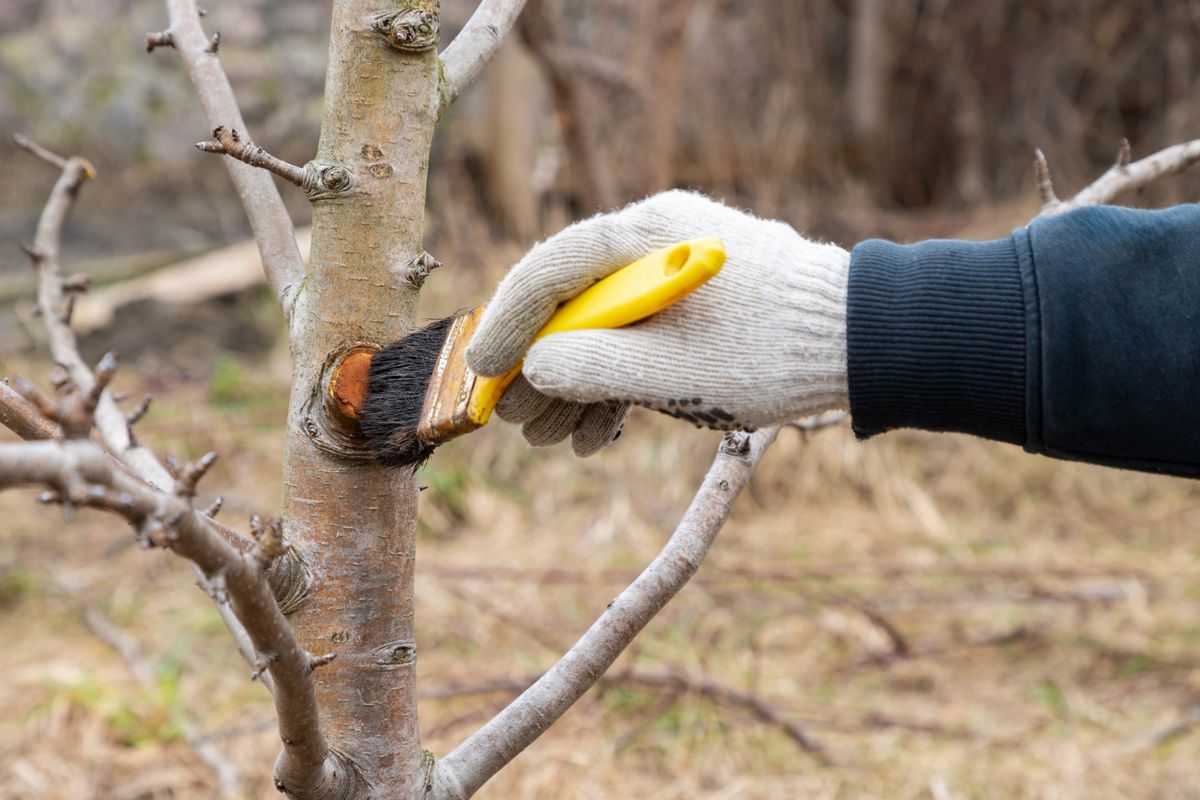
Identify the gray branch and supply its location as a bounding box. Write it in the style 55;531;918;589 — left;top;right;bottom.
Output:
439;0;529;110
14;134;176;491
0;440;345;795
1037;137;1200;217
430;427;781;799
5;138;350;788
196;125;310;188
159;0;306;322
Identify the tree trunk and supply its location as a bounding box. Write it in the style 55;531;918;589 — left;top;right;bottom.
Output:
281;1;442;794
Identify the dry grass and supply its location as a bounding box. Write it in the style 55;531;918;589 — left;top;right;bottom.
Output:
2;245;1199;799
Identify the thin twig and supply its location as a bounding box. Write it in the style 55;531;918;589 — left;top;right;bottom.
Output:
12;133;68;168
16;135;174;490
11;145;297;758
0;376;251;550
1036;137;1200;217
439;0;529;111
13;137;254;561
431;428;781;799
1034;147;1059;212
158;0;305;322
196;126;309;188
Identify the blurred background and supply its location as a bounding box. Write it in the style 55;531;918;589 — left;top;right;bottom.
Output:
3;1;1200;797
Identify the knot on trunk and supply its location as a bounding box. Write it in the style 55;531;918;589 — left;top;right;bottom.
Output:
303;161;356;202
372;9;440;52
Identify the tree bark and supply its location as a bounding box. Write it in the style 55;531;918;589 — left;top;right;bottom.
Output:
280;0;443;794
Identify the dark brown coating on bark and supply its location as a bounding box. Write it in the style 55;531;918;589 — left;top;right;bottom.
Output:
360;316;452;469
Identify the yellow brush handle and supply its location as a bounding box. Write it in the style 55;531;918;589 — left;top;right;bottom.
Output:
467;238;726;426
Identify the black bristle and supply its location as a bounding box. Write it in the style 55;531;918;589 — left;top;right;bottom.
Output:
361;315;455;470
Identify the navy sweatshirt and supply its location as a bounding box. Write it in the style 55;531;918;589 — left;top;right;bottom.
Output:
847;203;1199;479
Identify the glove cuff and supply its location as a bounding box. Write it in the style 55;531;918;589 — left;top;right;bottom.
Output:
774;239;851;419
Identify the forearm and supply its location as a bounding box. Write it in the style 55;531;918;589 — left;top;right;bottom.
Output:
847;203;1200;479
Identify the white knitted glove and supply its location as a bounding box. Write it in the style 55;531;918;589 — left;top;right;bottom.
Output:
465;191;849;455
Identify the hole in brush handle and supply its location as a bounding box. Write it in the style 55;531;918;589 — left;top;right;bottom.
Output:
663;243;691;275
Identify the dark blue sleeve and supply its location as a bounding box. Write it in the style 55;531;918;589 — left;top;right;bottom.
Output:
847;204;1200;479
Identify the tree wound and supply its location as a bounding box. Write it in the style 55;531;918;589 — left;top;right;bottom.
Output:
372;9;440;52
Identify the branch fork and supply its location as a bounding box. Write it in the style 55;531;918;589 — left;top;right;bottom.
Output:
7;132;342;796
1035;136;1200;217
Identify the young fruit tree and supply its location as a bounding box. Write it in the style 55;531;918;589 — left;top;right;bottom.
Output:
3;1;781;796
5;1;1200;797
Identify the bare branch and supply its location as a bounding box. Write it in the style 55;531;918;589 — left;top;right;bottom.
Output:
0;380;62;441
1116;137;1133;168
175;450;218;499
1;375;251;551
12;133;68;169
145;30;175;51
16;136;175;489
0;440;347;794
197;125;309;189
1;372;275;716
1033;147;1059;213
1037;137;1200;217
431;428;781;799
126;394;153;426
439;0;529;110
158;0;305;321
15;136;263;549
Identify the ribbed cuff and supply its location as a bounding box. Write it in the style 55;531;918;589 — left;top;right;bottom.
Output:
847;235;1027;445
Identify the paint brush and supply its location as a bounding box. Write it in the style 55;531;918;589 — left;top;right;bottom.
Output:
360;238;725;468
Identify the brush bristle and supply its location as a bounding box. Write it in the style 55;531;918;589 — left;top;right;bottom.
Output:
361;315;454;469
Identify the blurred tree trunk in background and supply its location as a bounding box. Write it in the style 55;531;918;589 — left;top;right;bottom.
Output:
848;0;888;195
519;0;619;212
629;0;695;197
485;39;540;239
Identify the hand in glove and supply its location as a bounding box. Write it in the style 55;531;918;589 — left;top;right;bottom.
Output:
465;191;849;456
